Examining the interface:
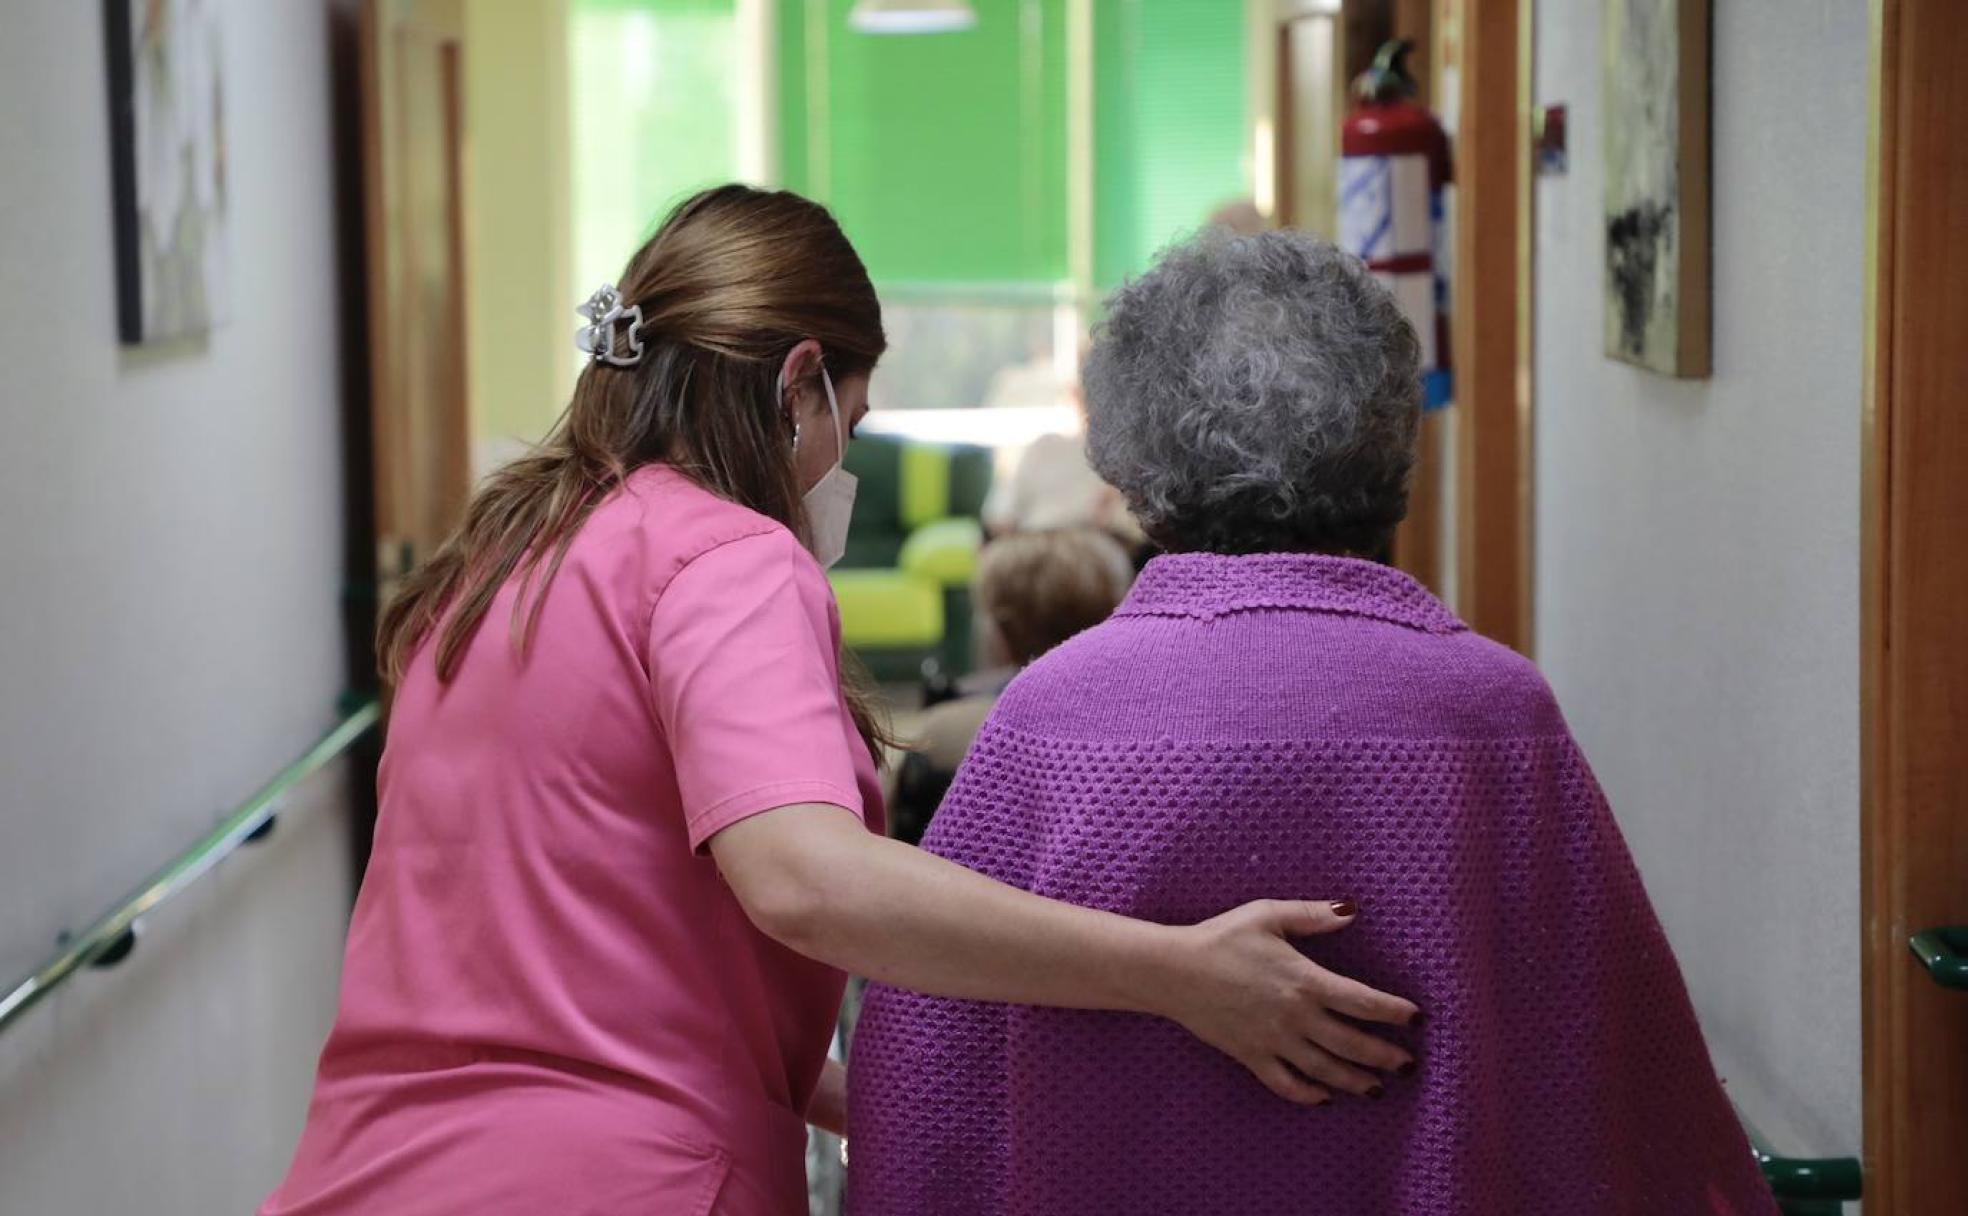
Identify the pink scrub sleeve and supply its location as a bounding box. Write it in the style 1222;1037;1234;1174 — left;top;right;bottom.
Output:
646;528;867;851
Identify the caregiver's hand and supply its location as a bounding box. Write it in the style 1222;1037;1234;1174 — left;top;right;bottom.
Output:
711;804;1421;1108
1159;899;1419;1105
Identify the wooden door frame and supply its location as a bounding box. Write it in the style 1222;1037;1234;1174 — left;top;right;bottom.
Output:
360;0;471;579
1860;1;1968;1209
1449;0;1534;653
1383;0;1447;596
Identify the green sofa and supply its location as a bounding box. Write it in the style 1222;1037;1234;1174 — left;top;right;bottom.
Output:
828;435;992;682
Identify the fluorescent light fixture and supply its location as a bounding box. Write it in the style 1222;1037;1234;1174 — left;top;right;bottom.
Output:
849;0;977;35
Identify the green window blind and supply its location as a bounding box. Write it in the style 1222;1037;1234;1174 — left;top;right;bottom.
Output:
778;0;1069;286
1093;0;1247;290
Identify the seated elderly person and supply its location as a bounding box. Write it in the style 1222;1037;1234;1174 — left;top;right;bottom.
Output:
845;232;1778;1215
893;528;1136;846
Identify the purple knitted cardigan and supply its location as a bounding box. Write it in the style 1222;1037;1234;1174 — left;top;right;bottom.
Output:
846;553;1778;1216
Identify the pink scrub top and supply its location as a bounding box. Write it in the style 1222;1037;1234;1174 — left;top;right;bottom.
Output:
261;465;884;1216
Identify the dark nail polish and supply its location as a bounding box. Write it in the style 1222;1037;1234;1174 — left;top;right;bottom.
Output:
1407;1010;1425;1028
1329;899;1357;918
1396;1061;1416;1078
1366;1085;1384;1100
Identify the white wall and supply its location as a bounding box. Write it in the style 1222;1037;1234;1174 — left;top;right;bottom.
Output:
1532;1;1866;1158
0;1;355;1210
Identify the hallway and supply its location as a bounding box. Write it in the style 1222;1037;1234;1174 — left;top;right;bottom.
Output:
0;2;1961;1213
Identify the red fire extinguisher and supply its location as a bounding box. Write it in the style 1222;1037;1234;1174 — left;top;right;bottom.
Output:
1339;40;1454;410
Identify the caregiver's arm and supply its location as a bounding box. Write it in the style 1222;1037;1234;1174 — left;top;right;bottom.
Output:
709;803;1418;1104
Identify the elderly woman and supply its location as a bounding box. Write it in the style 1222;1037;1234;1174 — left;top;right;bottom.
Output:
844;233;1778;1215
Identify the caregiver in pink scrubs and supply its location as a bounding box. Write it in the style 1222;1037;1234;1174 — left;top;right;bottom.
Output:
261;185;1419;1216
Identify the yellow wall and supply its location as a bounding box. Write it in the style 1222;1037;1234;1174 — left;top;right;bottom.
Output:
463;0;572;474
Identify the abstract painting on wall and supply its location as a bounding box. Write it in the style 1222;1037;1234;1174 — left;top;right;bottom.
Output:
1603;0;1710;378
104;0;232;345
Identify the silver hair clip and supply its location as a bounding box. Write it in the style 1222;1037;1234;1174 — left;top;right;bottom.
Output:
575;283;645;368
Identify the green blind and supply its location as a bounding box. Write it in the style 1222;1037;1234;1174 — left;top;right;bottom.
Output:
778;0;1069;285
570;0;741;292
1093;0;1247;289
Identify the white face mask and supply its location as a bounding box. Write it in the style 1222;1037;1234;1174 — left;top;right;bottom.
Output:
780;364;859;569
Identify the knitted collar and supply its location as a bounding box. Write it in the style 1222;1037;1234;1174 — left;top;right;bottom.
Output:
1114;551;1467;635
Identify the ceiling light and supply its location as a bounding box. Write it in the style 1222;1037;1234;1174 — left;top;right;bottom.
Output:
848;0;977;35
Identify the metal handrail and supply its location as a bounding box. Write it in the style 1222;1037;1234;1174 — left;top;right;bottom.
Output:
0;699;381;1035
1739;1107;1863;1214
1909;925;1968;990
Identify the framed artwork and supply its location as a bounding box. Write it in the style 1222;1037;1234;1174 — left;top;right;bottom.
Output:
1602;0;1710;378
104;0;232;345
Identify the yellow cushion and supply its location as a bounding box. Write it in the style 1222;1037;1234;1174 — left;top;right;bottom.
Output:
897;517;983;587
900;443;952;531
828;568;945;648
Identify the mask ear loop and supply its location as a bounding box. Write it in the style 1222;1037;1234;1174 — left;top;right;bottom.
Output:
818;368;847;472
776;367;801;452
779;357;845;465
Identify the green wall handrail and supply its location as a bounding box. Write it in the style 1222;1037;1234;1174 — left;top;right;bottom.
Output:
0;699;381;1036
1909;926;1968;990
1738;1107;1863;1214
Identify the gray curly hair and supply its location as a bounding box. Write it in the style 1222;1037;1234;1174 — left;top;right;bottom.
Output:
1084;230;1422;556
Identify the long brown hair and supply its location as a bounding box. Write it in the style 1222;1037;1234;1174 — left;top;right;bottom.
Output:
377;184;893;760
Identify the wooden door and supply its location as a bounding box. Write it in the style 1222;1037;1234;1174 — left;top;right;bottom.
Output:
1860;1;1968;1208
1447;0;1532;653
361;0;470;587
